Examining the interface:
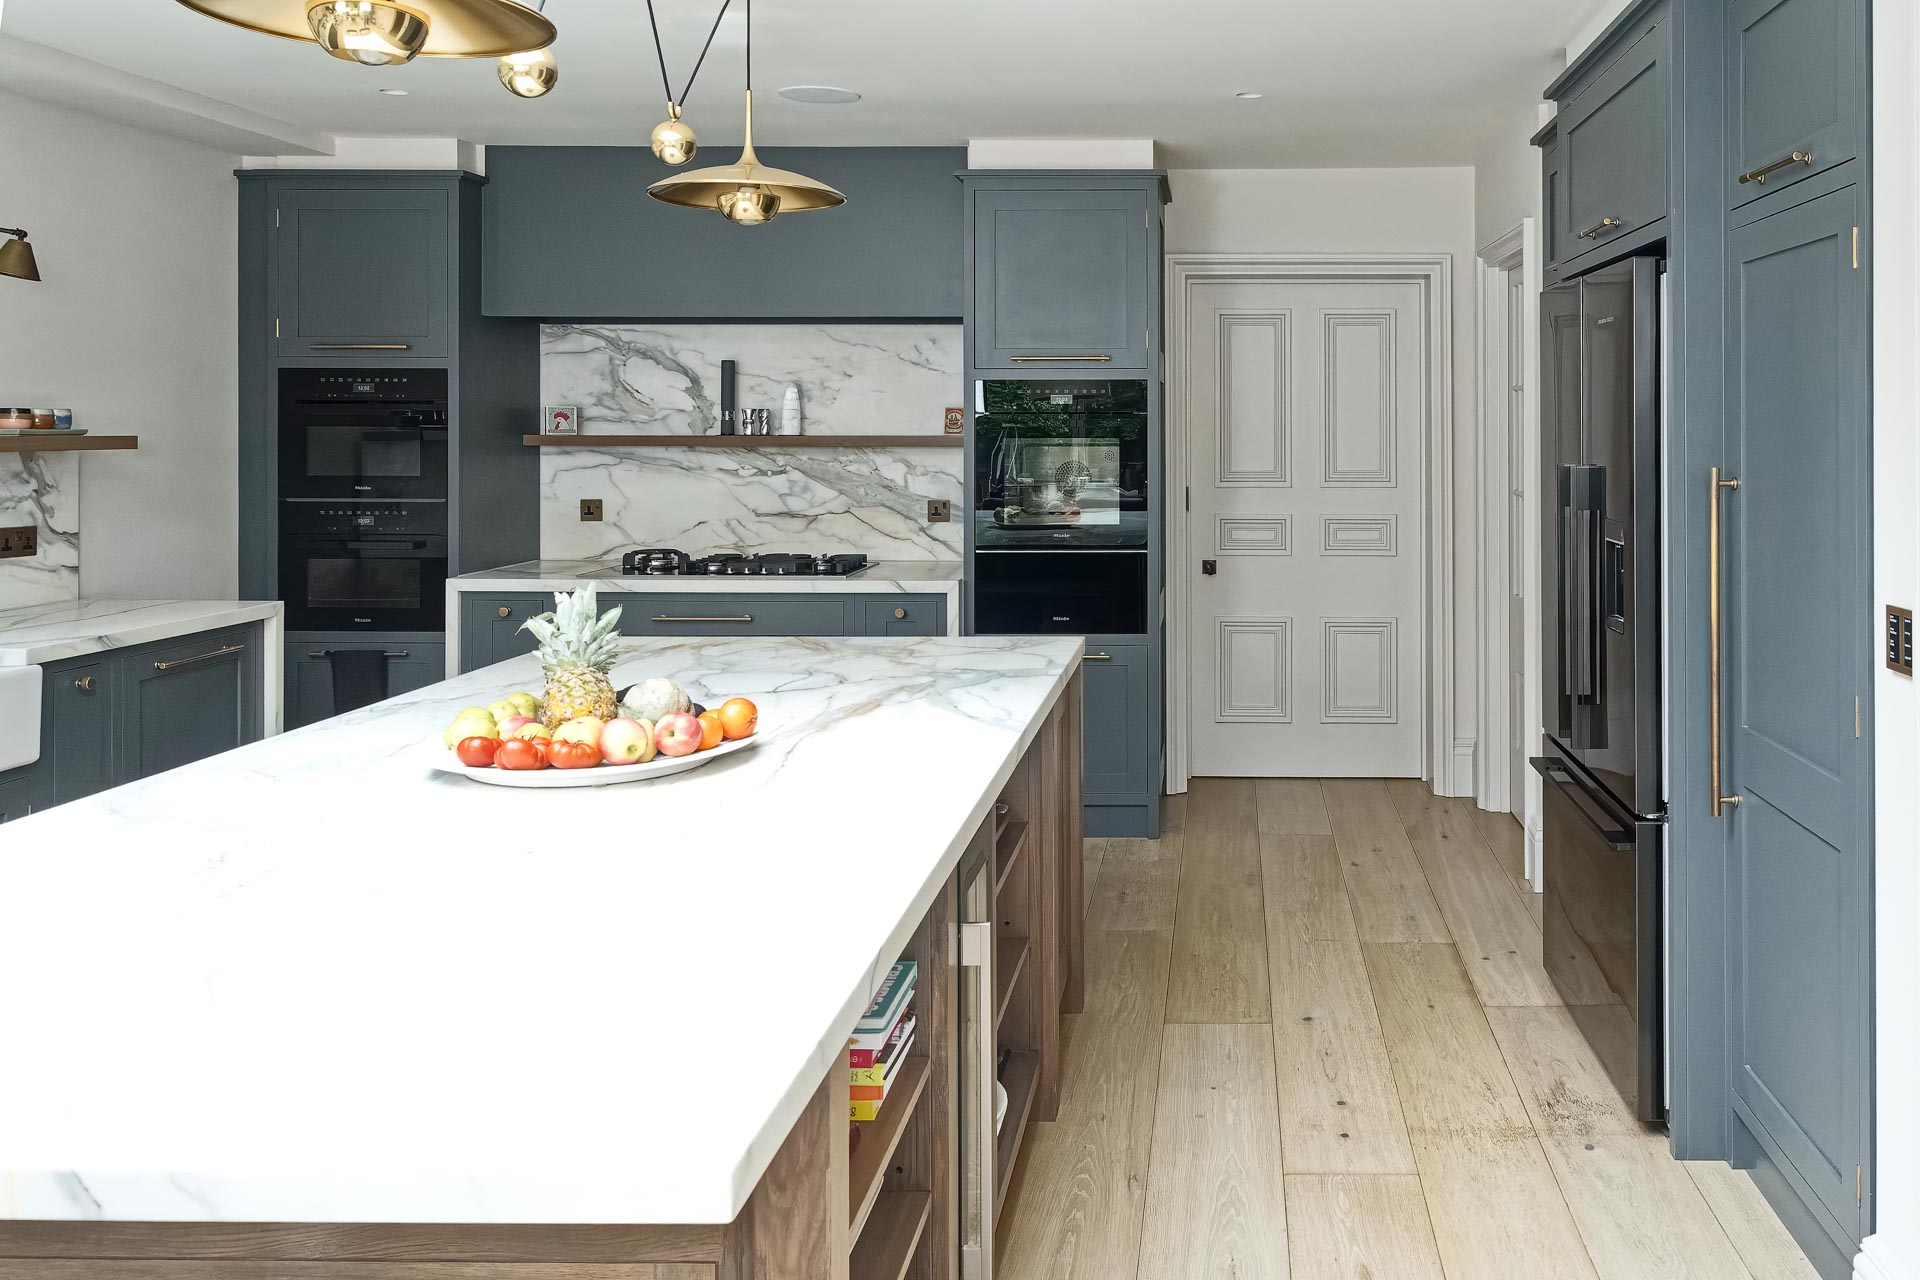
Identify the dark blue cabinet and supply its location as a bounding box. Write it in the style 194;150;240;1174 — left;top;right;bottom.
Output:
1557;14;1671;266
0;769;33;823
1729;0;1865;211
272;186;452;358
457;593;548;673
1080;643;1149;806
287;637;446;729
862;598;945;636
968;184;1154;371
46;657;113;805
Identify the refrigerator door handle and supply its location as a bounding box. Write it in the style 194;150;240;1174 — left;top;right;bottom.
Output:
1531;756;1638;849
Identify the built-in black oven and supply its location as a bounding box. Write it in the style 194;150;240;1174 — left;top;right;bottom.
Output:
973;551;1148;635
972;379;1149;550
278;368;448;502
278;501;448;632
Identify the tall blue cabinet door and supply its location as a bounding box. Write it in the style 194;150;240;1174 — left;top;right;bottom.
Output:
273;187;452;358
971;188;1151;371
46;658;113;805
120;632;253;783
1080;644;1148;801
1728;0;1865;209
1723;182;1870;1255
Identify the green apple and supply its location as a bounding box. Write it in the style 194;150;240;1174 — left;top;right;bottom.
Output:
442;708;498;749
507;692;541;717
486;698;518;723
555;715;605;746
514;722;554;741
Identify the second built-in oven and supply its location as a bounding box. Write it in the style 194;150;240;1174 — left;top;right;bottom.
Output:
278;502;447;632
278;368;448;502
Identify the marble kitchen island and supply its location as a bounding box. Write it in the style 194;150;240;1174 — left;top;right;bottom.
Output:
0;632;1084;1280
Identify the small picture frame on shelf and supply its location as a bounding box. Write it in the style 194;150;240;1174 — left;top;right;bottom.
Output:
944;407;964;435
543;405;580;436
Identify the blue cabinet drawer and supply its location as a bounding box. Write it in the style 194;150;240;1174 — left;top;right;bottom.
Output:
619;596;851;637
861;597;946;636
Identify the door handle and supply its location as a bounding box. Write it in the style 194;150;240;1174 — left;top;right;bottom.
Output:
959;919;996;1280
1738;150;1814;186
1530;756;1637;849
1008;355;1112;363
1577;216;1623;240
650;615;754;623
1710;466;1742;816
308;649;410;659
310;344;412;350
72;676;95;692
153;643;245;672
1084;652;1112;661
1202;559;1218;576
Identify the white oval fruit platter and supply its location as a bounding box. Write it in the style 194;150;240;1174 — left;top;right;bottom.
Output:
430;585;767;789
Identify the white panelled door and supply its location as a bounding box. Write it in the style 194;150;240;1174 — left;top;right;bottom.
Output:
1187;279;1426;777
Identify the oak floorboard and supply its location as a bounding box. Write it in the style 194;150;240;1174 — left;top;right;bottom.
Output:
1270;932;1416;1175
1167;778;1270;1023
996;930;1171;1280
1283;1174;1445;1280
1085;836;1182;933
1525;889;1544;928
1260;834;1355;944
1254;779;1332;835
1384;779;1564;1007
1322;780;1451;944
1485;1006;1752;1280
1362;943;1599;1280
1136;1024;1290;1280
1684;1161;1823;1280
1476;805;1529;893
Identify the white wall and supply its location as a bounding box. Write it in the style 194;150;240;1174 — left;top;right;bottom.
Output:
1165;167;1481;794
0;89;239;601
1473;101;1547;254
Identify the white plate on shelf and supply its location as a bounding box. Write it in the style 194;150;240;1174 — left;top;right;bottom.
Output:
430;732;760;788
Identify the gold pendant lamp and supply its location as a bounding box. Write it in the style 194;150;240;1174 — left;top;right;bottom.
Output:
647;0;844;225
173;0;555;63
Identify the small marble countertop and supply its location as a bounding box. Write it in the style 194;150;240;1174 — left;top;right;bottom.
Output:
0;632;1080;1226
0;599;284;667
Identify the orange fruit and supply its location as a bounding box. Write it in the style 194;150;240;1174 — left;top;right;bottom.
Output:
718;697;759;740
697;709;725;750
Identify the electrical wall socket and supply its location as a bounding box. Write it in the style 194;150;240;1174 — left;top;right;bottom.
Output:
579;498;604;522
0;525;38;559
926;499;951;523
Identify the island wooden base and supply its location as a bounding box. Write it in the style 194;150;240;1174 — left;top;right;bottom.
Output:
0;670;1085;1280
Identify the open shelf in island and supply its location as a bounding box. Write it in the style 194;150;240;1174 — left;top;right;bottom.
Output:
994;818;1030;898
994;934;1030;1032
522;434;962;449
993;1049;1041;1215
848;1052;933;1242
850;1189;932;1280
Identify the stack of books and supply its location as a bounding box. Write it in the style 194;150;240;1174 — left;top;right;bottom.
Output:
849;960;917;1123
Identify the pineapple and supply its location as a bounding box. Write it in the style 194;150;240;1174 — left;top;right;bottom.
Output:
521;584;623;727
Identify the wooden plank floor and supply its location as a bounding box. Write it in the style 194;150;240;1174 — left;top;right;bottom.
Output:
997;778;1821;1280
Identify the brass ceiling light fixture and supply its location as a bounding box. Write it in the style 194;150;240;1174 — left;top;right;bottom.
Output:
0;228;40;283
498;0;558;96
643;0;733;166
647;0;845;225
172;0;554;63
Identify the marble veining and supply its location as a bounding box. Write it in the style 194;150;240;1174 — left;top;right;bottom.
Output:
0;453;80;612
539;324;964;562
0;633;1080;1226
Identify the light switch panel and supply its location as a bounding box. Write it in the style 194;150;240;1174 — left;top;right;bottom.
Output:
1888;606;1914;676
580;499;604;523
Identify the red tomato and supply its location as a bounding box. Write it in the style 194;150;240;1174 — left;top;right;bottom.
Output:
548;739;600;770
455;736;502;767
495;737;549;770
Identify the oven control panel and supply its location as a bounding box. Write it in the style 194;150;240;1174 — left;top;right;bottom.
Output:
281;500;447;537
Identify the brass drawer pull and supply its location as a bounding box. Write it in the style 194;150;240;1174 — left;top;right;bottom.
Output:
310;343;412;350
1577;216;1623;240
1739;150;1814;186
308;649;410;659
73;676;95;692
1084;652;1113;661
154;644;245;672
1008;355;1113;363
894;607;907;619
1709;467;1742;816
498;606;512;618
651;614;753;623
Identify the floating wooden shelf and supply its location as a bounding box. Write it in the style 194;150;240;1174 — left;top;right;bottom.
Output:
993;1049;1041;1215
994;819;1030;898
522;434;961;449
849;1190;931;1280
995;934;1030;1031
848;1053;932;1240
0;435;138;454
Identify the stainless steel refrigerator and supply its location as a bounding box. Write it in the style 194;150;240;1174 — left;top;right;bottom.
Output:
1533;255;1666;1124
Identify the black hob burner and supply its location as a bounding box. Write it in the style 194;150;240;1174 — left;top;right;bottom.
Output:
620;548;869;578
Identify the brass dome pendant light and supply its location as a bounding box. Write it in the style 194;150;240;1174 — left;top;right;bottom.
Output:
173;0;554;62
647;0;845;225
498;0;558;96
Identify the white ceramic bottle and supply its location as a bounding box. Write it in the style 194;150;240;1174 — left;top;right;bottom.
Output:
780;383;802;435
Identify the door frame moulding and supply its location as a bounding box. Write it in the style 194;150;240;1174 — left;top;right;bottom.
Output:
1473;220;1545;883
1165;252;1457;795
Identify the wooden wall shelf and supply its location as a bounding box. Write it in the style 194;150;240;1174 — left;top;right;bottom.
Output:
522;434;961;450
0;435;138;454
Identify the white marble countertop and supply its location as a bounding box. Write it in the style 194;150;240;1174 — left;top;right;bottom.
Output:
0;599;285;667
0;633;1080;1226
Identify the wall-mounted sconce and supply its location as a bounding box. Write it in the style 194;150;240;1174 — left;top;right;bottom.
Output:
0;228;39;282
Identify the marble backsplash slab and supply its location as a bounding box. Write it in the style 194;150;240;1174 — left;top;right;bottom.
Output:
0;453;80;612
539;324;963;561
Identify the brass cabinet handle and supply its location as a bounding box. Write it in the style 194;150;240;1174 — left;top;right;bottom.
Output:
1008;355;1113;363
308;649;409;659
310;343;412;350
1739;150;1814;186
1084;652;1113;661
73;676;94;692
651;614;753;623
894;607;907;619
154;644;245;673
1577;216;1624;240
1709;467;1742;816
498;606;512;618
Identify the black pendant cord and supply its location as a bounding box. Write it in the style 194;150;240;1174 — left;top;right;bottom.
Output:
644;0;734;111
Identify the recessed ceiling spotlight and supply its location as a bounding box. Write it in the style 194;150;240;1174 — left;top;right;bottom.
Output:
1234;91;1264;99
779;85;862;105
379;87;410;96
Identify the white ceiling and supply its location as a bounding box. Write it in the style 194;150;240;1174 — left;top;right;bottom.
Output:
2;0;1613;167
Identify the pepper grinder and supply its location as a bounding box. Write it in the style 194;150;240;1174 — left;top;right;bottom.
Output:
719;359;738;435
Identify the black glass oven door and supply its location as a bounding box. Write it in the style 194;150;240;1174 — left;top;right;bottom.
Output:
280;414;448;501
973;550;1147;635
281;536;447;631
972;380;1149;550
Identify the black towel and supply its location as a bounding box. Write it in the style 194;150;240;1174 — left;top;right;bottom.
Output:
327;649;390;715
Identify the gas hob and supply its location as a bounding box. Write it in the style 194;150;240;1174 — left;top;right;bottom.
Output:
619;549;870;578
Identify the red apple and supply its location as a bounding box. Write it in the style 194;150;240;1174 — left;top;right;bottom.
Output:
655;711;702;757
600;716;657;765
496;715;535;737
